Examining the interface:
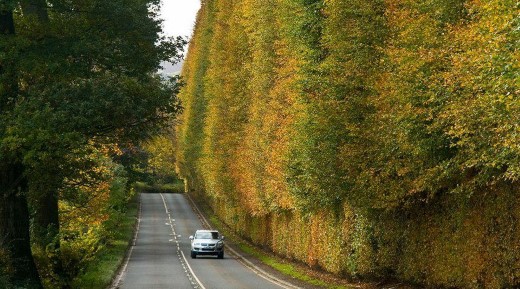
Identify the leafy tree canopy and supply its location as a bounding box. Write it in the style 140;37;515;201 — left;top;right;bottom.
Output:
0;0;186;286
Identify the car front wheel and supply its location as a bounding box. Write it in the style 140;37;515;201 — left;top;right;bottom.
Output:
217;251;224;259
191;251;197;259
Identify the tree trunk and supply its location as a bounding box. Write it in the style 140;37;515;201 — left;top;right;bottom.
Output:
31;188;60;247
0;9;15;35
29;166;67;287
30;166;61;250
0;160;43;289
1;7;43;289
31;181;66;287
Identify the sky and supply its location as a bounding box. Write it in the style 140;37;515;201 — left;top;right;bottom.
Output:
159;0;201;75
160;0;201;39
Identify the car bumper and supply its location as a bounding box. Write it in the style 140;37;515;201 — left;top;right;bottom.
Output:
191;247;224;255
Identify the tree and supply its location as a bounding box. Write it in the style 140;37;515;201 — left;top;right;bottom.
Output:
1;2;43;287
0;0;185;287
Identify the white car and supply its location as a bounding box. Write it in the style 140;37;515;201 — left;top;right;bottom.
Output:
189;230;225;259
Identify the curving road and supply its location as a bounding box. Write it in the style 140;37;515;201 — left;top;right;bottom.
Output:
115;193;291;289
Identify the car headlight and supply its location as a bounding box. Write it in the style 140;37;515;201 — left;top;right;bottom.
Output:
194;243;201;246
217;241;224;247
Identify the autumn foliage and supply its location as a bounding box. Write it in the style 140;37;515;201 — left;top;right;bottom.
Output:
176;0;520;287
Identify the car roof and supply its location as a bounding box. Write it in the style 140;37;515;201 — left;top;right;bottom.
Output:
195;229;219;233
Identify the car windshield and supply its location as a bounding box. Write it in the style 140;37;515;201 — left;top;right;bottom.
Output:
195;232;219;239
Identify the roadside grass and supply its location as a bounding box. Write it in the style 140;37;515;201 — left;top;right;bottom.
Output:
70;191;139;289
205;215;355;289
71;180;183;288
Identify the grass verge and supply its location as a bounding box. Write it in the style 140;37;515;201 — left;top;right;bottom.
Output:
70;191;139;289
200;207;356;289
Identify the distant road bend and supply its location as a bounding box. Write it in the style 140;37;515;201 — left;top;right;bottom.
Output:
113;193;298;289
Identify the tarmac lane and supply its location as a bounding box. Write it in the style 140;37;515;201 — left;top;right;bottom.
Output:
117;192;288;289
118;193;194;289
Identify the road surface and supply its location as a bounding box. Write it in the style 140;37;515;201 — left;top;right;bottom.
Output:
116;193;291;289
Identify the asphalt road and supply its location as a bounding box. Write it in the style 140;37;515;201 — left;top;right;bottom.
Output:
116;193;288;289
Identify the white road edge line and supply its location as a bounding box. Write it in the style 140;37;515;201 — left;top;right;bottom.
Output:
160;193;207;289
110;194;142;289
227;246;297;289
184;193;301;289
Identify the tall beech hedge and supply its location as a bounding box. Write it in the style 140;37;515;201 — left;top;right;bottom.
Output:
176;0;520;287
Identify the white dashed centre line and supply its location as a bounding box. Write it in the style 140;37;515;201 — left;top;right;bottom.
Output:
160;193;207;289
